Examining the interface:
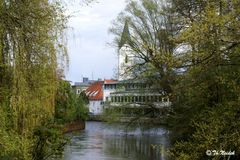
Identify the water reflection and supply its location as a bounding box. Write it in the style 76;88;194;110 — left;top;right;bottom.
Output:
58;121;170;160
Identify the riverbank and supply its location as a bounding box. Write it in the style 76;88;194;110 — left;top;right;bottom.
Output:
87;115;168;125
63;120;85;133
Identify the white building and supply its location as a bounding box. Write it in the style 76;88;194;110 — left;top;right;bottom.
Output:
104;20;171;116
72;77;95;94
118;20;138;81
85;81;104;115
103;80;118;102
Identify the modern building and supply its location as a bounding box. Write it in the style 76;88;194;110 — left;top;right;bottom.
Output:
83;21;171;116
103;79;118;102
103;21;171;118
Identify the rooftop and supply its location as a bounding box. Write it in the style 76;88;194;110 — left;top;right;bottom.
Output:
85;81;104;101
104;79;118;84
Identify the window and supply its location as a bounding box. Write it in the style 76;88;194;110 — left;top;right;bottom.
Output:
147;96;150;102
131;96;134;102
117;96;120;102
135;96;139;102
125;55;128;63
124;96;127;102
139;96;142;102
76;89;81;94
121;96;123;102
132;84;135;89
143;96;146;102
127;96;130;102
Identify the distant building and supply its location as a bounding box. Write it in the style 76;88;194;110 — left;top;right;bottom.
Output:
109;80;170;108
85;81;104;115
103;79;118;102
118;20;136;81
72;77;95;94
103;20;171;117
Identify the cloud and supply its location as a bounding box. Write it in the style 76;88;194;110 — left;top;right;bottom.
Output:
65;0;126;82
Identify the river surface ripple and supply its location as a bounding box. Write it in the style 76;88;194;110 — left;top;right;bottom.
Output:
59;121;170;160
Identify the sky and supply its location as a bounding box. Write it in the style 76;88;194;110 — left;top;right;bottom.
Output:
65;0;127;83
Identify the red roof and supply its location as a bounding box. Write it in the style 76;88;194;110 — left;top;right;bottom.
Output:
85;81;104;101
104;79;118;84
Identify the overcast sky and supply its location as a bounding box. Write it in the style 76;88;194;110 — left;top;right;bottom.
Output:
65;0;126;83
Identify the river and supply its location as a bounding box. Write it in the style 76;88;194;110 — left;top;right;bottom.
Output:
56;121;170;160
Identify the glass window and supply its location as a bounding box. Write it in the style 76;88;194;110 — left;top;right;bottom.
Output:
147;96;150;102
139;96;142;102
76;89;81;94
135;96;139;102
121;96;123;102
116;97;119;102
143;96;146;102
128;96;131;102
124;96;128;102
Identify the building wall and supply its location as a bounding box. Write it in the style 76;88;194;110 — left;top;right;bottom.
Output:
72;85;89;94
88;100;103;115
103;84;117;102
118;44;135;81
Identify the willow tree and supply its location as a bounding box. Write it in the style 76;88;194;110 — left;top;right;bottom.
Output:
0;0;68;159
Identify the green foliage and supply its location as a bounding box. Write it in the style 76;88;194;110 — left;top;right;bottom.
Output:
55;80;88;123
102;107;121;123
32;121;66;160
0;107;31;160
75;92;89;121
110;0;176;94
0;0;69;159
167;0;240;159
112;0;240;159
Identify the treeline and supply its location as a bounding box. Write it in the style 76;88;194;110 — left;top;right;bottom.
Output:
55;80;88;124
111;0;240;159
0;0;87;159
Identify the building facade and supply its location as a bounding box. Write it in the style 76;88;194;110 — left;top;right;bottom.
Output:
85;81;104;115
103;80;118;102
72;77;95;94
103;20;171;118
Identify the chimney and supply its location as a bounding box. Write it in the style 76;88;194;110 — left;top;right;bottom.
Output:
83;77;89;83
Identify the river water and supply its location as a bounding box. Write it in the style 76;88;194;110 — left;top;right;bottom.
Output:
58;121;170;160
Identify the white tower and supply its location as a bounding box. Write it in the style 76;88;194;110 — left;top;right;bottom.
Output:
118;21;134;81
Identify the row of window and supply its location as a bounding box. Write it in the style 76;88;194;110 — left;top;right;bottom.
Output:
110;96;169;103
104;84;152;90
125;84;151;90
104;84;117;89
